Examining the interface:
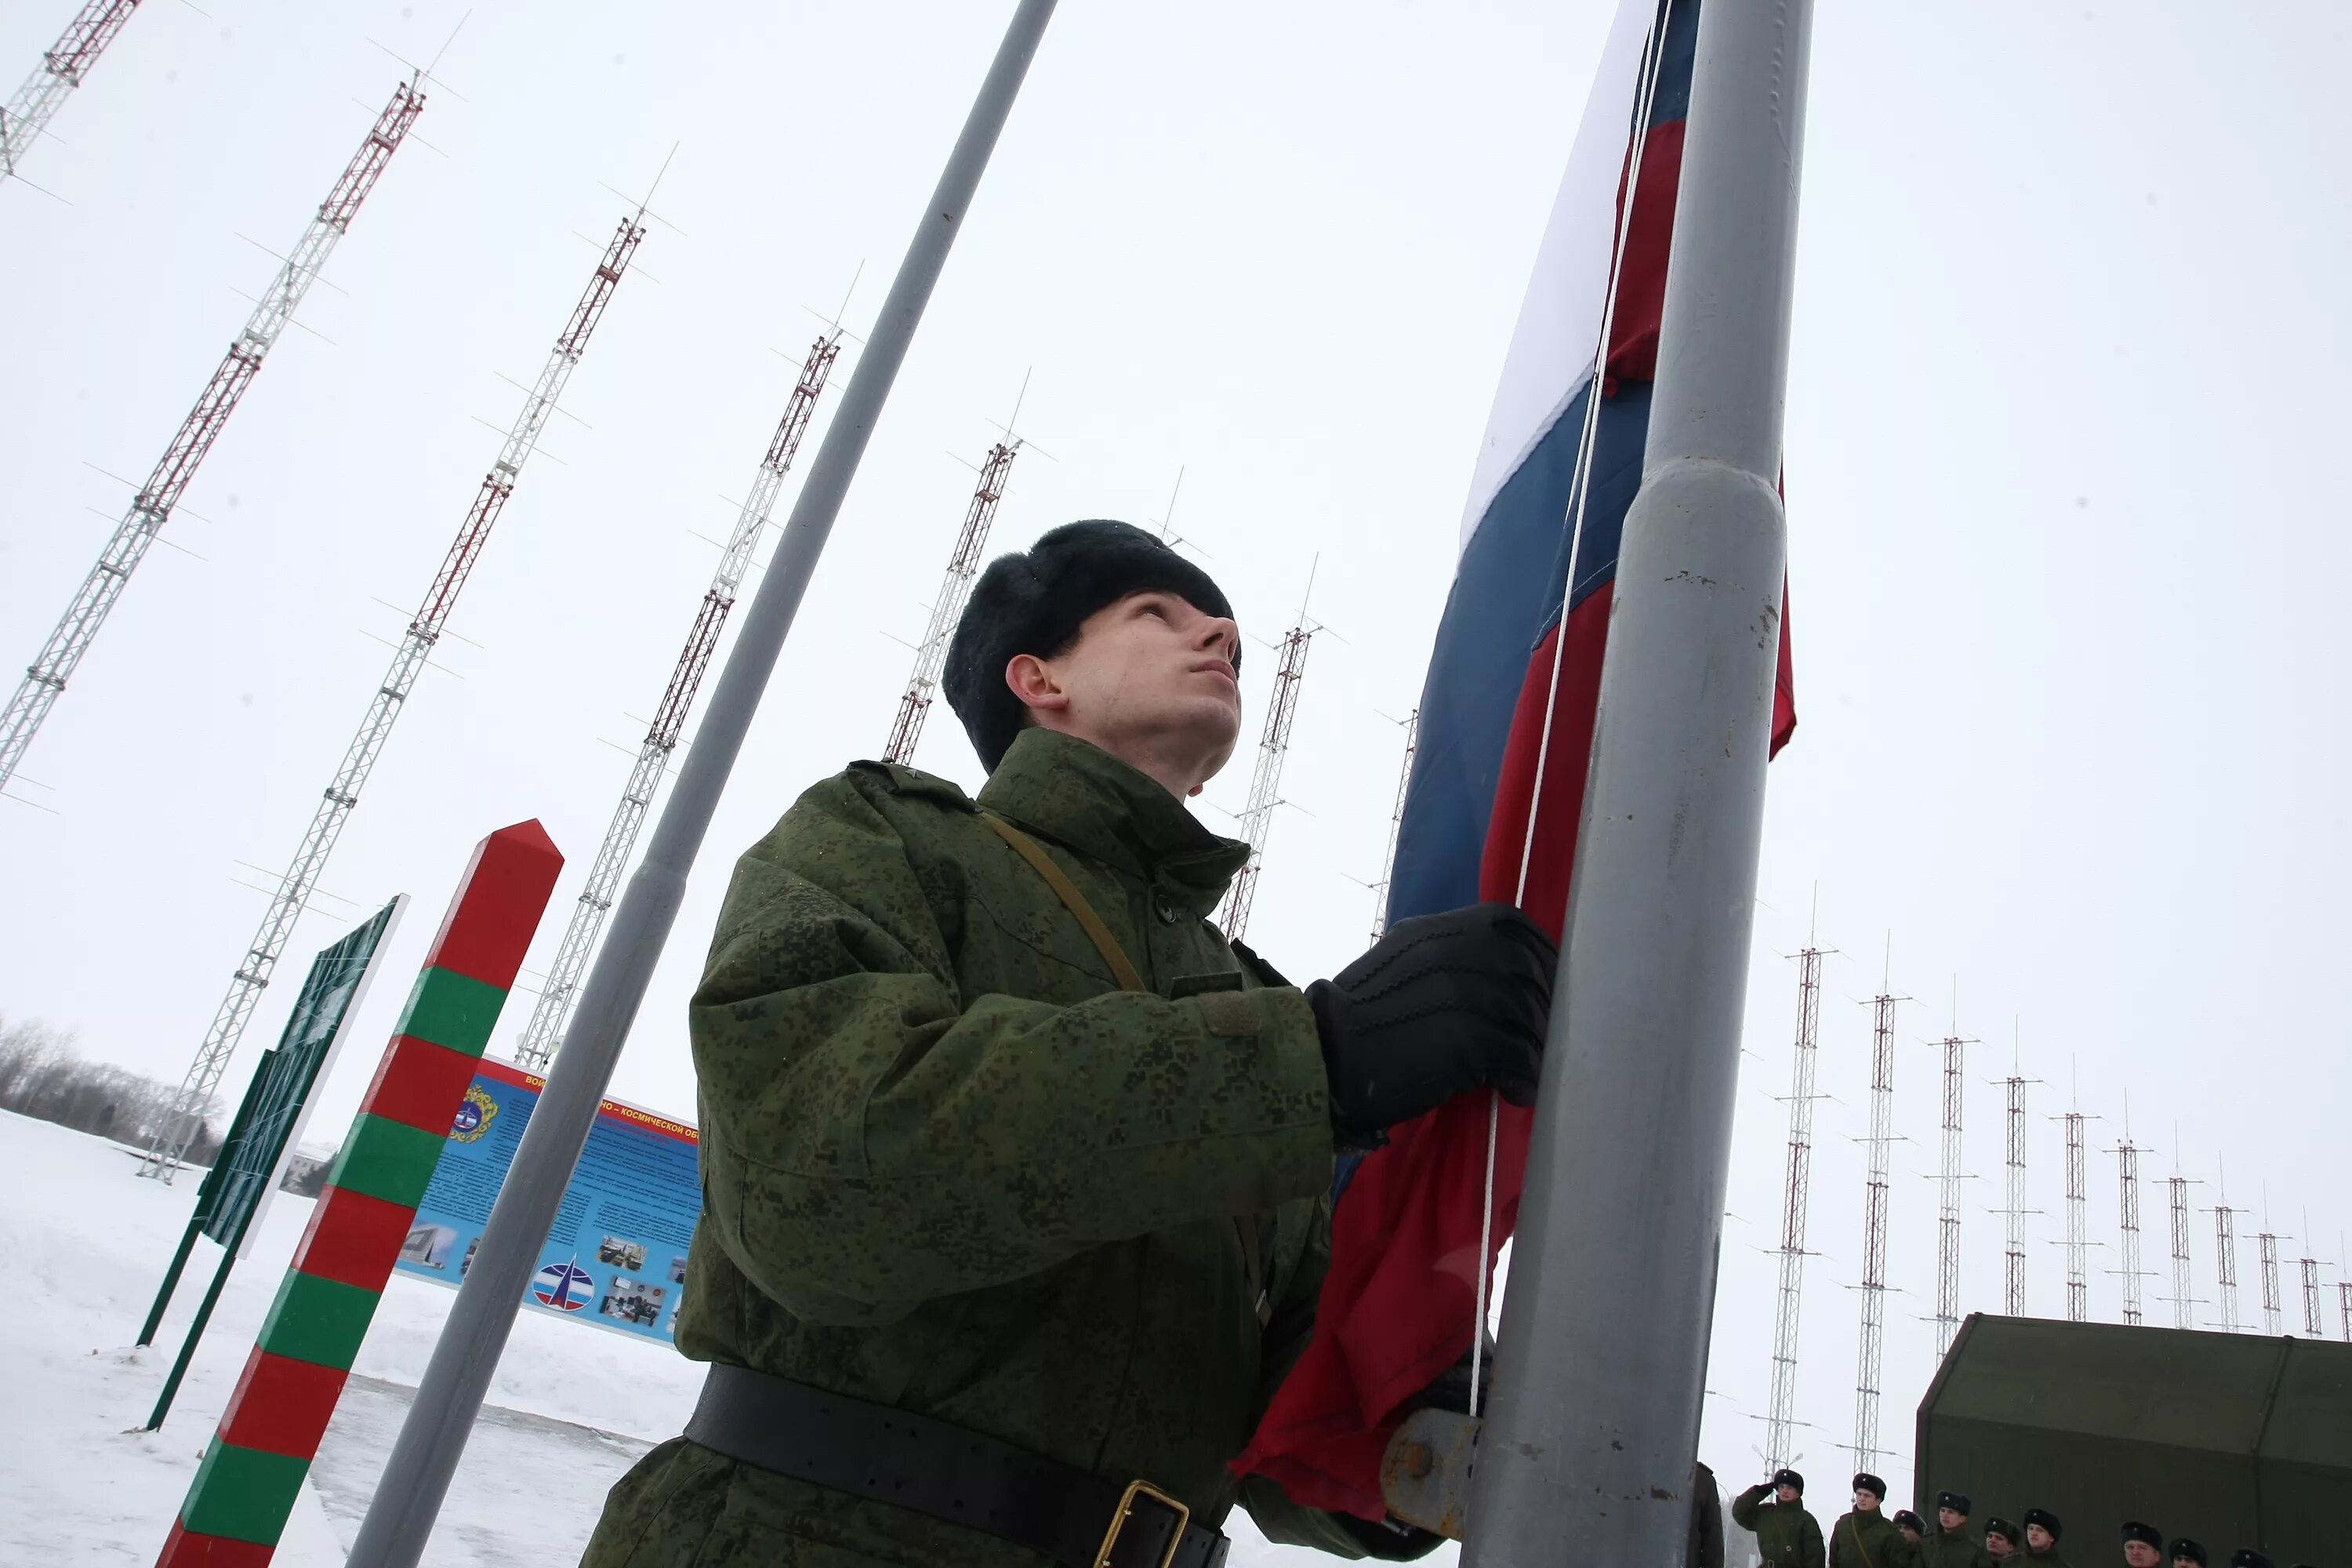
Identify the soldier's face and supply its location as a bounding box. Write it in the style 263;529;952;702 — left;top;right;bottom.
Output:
1855;1491;1879;1513
2030;1527;2055;1552
1940;1510;1965;1532
1991;1540;2015;1559
1903;1530;1923;1544
1014;591;1243;795
2126;1545;2163;1568
1777;1486;1800;1506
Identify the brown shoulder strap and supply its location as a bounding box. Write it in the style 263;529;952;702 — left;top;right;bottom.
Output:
981;814;1147;993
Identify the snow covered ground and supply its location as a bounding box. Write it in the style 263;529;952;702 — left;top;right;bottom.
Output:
0;1109;1446;1565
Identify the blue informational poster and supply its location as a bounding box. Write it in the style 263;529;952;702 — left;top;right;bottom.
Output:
394;1055;700;1342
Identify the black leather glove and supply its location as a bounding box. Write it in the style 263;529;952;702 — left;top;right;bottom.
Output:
1305;902;1555;1152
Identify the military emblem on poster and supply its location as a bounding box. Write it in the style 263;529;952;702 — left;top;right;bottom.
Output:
450;1083;499;1143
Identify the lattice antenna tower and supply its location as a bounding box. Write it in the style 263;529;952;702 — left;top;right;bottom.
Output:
2256;1191;2285;1337
2298;1240;2325;1339
1215;572;1319;942
2055;1105;2100;1323
1364;708;1417;943
1763;919;1830;1469
0;78;426;793
1;0;142;184
513;328;842;1070
881;433;1021;766
1990;1027;2042;1316
2107;1122;2151;1327
1930;982;1973;1356
2212;1160;2242;1332
2339;1232;2351;1342
138;208;648;1176
2159;1130;2202;1329
1849;943;1904;1473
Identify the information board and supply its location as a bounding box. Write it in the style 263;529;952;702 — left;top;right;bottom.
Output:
394;1055;701;1342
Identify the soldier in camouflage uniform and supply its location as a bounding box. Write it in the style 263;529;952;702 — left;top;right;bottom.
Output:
1831;1474;1915;1568
582;522;1555;1567
1735;1468;1828;1568
2022;1508;2069;1568
1920;1493;1996;1568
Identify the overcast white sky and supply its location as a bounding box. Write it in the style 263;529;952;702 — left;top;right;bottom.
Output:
3;0;2347;1534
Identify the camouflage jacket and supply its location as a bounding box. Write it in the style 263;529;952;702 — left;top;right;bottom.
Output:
1920;1525;1996;1568
1735;1486;1828;1568
584;729;1425;1566
1833;1509;1920;1568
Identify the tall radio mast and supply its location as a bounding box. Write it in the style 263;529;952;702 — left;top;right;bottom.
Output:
1365;709;1417;943
139;211;646;1175
1762;935;1826;1467
0;0;143;186
513;331;842;1070
1216;583;1317;942
1848;952;1902;1472
1931;998;1973;1355
1;78;425;792
881;439;1020;767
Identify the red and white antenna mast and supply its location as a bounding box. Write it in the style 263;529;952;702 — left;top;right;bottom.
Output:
2062;1112;2091;1320
0;78;425;793
1847;946;1902;1472
513;330;841;1071
1763;929;1827;1468
882;438;1020;767
1217;579;1318;943
2161;1162;2201;1329
2110;1134;2148;1326
2256;1224;2285;1337
1365;708;1417;943
0;0;142;186
2212;1198;2241;1332
1991;1032;2041;1316
1931;989;1973;1355
138;209;647;1177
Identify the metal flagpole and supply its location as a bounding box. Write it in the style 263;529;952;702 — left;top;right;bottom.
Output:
339;5;1058;1563
1461;0;1814;1558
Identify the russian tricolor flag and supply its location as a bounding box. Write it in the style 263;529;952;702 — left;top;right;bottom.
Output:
1236;0;1795;1519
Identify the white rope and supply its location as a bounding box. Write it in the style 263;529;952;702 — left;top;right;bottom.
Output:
1470;0;1678;1421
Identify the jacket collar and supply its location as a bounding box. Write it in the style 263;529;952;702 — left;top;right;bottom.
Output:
978;728;1250;916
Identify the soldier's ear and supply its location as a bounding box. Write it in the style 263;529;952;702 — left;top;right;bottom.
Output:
1005;652;1069;716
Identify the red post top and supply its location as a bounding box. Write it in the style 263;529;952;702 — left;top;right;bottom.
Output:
419;820;564;989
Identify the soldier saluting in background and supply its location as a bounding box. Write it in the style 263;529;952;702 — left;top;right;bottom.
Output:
1736;1468;1828;1568
583;522;1556;1568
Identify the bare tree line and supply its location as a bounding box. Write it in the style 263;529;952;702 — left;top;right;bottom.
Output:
0;1015;225;1167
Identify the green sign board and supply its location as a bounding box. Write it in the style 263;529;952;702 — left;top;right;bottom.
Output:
138;896;408;1427
194;897;405;1251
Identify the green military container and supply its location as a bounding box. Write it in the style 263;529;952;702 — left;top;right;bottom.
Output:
1915;1313;2351;1564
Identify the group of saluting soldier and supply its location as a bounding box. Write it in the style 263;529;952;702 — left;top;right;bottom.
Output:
1729;1468;2314;1568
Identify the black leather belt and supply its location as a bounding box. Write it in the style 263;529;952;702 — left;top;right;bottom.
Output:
683;1363;1231;1568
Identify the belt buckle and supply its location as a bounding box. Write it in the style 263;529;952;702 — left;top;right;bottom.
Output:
1092;1479;1191;1568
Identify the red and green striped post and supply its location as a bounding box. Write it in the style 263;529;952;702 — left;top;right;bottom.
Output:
158;821;562;1567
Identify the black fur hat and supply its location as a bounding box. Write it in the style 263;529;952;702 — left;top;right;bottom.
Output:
2024;1509;2063;1542
2227;1552;2273;1568
942;521;1237;772
1895;1512;1926;1535
1987;1519;2022;1548
1940;1493;1973;1518
1773;1468;1805;1494
2124;1523;2166;1550
1853;1474;1887;1501
2169;1541;2206;1566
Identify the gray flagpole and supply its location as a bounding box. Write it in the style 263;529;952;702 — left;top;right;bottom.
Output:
1461;0;1813;1560
341;5;1058;1563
